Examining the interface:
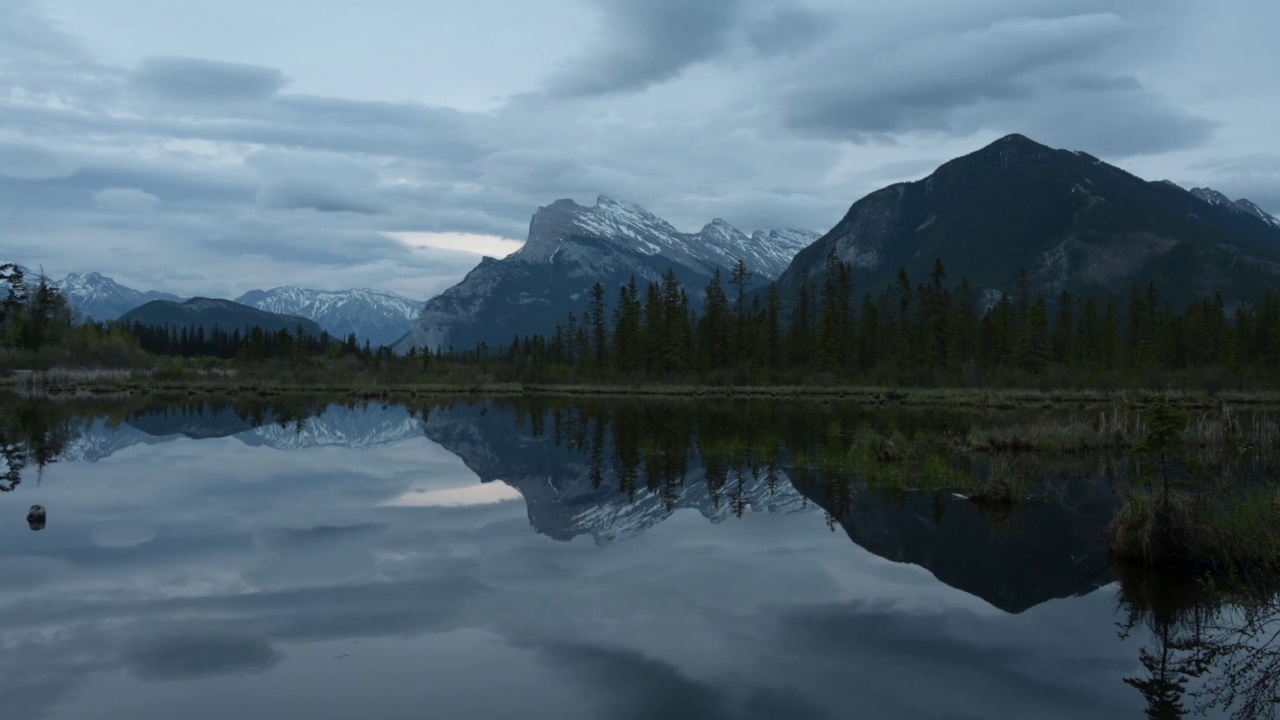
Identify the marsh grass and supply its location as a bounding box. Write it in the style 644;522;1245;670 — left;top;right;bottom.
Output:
1109;483;1280;575
969;455;1036;506
960;401;1280;462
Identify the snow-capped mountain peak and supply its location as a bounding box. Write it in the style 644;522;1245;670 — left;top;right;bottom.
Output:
394;195;819;354
1191;187;1280;230
54;272;185;321
1234;198;1280;230
515;195;814;279
235;286;424;347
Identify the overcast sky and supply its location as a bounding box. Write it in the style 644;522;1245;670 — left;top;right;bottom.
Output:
2;0;1276;300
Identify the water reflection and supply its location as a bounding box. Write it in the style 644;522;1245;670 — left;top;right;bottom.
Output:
1;394;1278;718
1118;566;1280;720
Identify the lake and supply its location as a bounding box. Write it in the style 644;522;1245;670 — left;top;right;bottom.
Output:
1;395;1276;719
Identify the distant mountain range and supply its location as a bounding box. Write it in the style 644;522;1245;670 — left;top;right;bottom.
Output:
120;297;325;337
394;195;819;353
55;272;186;321
776;134;1280;307
235;287;423;347
15;270;421;346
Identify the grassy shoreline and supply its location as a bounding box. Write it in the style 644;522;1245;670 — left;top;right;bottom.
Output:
8;373;1280;407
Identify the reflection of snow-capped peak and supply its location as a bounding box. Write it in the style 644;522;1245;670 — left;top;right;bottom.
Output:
58;420;165;463
240;405;424;451
58;405;426;464
563;467;811;545
422;405;812;546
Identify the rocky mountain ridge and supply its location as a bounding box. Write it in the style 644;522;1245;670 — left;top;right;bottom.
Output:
394;195;818;353
235;286;423;347
774;134;1280;307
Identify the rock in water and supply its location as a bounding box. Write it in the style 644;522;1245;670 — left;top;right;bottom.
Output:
27;505;45;531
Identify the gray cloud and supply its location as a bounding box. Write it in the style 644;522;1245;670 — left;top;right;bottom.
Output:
93;187;160;213
256;182;388;214
0;0;1273;298
0;141;76;180
744;5;832;57
777;12;1214;157
543;0;744;96
131;56;285;103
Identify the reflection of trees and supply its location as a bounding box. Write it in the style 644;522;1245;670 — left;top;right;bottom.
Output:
1118;566;1280;719
0;403;77;492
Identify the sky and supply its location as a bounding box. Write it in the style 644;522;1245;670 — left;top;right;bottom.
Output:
1;0;1277;301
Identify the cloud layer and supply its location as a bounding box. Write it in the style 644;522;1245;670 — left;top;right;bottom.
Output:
0;0;1273;299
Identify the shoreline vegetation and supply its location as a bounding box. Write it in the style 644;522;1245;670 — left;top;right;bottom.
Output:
9;367;1280;407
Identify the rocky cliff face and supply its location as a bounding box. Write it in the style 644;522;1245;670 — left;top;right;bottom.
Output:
394;196;816;354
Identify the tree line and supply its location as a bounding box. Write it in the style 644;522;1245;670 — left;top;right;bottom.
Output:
9;254;1280;389
126;321;386;362
0;264;74;352
468;253;1280;387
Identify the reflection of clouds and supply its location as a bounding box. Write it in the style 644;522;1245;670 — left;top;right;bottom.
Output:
124;633;281;681
90;524;156;548
530;641;833;720
381;482;524;508
0;405;1151;720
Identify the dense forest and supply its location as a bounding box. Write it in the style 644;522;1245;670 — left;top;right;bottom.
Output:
468;254;1280;388
5;255;1280;390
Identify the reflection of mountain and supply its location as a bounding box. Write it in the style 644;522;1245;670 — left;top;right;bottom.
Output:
55;398;1119;614
127;404;261;439
423;402;1118;613
422;403;810;544
789;468;1119;614
57;420;165;463
60;404;425;462
240;406;424;451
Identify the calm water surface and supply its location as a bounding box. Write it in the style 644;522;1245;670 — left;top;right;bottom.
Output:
1;397;1274;719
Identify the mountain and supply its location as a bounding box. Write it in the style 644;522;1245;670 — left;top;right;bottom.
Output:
775;134;1280;307
393;195;817;353
54;272;185;321
235;287;423;347
1190;187;1280;230
119;297;324;336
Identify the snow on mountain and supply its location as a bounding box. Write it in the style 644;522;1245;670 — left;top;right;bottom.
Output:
55;272;185;321
236;287;424;347
515;195;814;279
1189;186;1235;208
1191;187;1280;230
394;195;817;353
1234;198;1280;230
